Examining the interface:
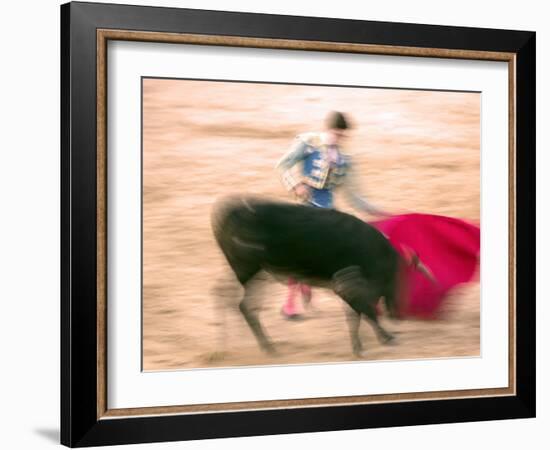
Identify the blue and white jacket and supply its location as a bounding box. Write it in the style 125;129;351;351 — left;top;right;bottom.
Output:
275;132;383;213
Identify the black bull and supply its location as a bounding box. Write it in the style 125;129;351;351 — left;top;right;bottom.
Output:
211;196;402;357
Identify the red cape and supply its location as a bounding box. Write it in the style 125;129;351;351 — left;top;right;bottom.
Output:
370;214;480;319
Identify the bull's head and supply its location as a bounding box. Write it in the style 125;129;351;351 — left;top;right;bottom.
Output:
384;294;399;320
381;276;400;320
384;246;438;320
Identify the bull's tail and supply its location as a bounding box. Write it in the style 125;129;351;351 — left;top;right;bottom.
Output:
210;195;240;251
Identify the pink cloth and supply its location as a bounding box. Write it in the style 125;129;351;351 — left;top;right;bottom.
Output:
370;214;480;319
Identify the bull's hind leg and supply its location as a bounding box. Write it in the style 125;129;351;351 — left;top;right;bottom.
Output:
333;266;395;357
209;274;242;361
238;273;277;355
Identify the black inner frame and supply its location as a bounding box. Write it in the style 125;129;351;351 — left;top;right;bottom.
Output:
61;2;535;447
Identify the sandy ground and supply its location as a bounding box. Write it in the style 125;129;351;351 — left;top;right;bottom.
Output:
142;79;480;371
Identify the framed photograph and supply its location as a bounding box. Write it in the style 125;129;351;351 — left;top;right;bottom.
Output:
60;1;535;447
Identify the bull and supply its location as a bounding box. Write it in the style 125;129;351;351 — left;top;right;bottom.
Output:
211;195;403;358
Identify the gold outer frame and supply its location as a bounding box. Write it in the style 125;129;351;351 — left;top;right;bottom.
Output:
96;29;516;420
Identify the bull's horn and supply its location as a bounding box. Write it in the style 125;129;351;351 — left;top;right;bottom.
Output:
416;259;438;285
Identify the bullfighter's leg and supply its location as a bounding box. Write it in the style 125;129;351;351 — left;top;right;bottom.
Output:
282;279;314;319
239;275;276;355
333;266;395;357
281;277;302;319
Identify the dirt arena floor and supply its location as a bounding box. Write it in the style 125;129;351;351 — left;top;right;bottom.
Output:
142;79;480;371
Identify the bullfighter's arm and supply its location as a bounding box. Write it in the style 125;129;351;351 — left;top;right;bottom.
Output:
274;137;311;190
342;161;390;217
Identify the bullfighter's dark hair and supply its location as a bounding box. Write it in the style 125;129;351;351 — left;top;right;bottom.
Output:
326;111;351;130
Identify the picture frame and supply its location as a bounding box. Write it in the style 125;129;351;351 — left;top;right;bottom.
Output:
60;1;535;447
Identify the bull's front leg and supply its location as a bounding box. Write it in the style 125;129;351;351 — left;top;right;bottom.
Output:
333;266;373;357
365;316;395;345
344;307;364;356
333;266;394;358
